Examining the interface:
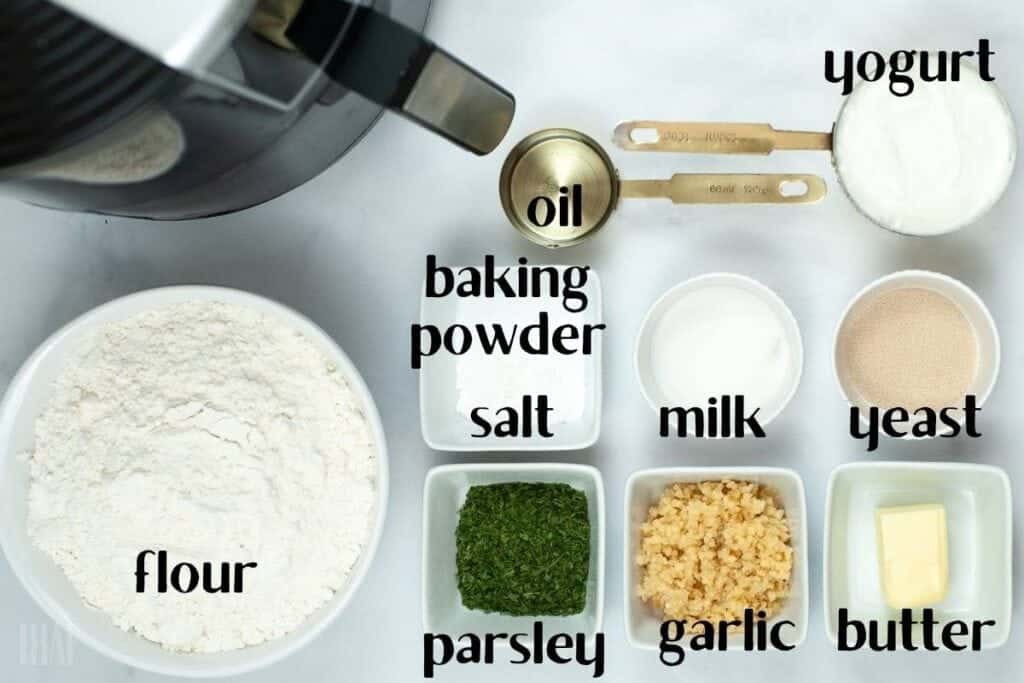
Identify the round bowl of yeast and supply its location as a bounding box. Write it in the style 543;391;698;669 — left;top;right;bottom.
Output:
0;286;388;677
832;270;1000;436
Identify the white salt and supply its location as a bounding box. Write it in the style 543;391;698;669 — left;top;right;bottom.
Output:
454;296;586;426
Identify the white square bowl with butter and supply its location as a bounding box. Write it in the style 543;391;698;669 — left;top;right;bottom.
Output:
824;462;1012;648
422;463;605;644
623;467;809;650
419;266;602;451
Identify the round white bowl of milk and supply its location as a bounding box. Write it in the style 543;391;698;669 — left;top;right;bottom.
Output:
634;273;804;435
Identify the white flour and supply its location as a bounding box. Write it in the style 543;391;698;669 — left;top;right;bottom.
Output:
26;301;378;653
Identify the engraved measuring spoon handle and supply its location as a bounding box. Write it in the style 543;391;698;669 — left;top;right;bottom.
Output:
613;121;833;154
620;174;827;204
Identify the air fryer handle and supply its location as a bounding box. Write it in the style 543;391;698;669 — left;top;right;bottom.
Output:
286;0;515;155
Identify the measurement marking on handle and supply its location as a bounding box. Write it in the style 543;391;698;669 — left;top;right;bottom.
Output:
629;128;742;145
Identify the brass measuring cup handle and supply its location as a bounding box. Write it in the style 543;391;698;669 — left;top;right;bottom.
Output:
499;128;829;249
613;121;833;154
620;174;827;204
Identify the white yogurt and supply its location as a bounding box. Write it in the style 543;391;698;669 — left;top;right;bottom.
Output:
834;67;1016;235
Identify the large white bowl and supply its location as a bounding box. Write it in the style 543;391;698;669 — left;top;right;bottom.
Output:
0;286;389;677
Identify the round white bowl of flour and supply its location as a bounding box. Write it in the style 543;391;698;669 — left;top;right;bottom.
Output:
0;286;388;677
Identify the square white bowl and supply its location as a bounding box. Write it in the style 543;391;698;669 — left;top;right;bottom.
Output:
422;463;605;643
419;266;602;451
824;462;1012;648
623;467;809;650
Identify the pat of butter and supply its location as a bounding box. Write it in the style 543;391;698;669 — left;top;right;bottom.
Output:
876;504;948;608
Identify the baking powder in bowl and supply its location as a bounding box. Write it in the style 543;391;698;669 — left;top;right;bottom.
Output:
25;301;378;653
454;295;585;426
834;66;1016;235
649;283;797;415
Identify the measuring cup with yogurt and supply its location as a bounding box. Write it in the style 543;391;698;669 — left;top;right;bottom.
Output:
614;67;1016;236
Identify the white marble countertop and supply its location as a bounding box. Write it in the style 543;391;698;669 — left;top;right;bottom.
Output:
1;0;1022;680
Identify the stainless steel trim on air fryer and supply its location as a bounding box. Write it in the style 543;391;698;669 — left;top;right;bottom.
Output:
403;50;516;156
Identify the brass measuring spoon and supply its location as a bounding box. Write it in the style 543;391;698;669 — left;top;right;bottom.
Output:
613;121;833;154
499;128;827;248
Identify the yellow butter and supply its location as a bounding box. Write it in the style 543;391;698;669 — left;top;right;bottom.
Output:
875;503;948;608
